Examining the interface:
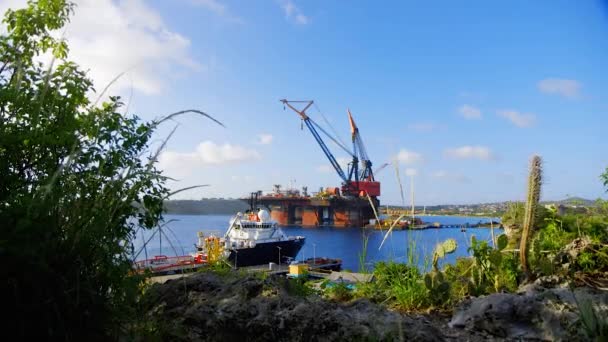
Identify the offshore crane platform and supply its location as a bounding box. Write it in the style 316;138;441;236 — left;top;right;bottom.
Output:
255;100;382;227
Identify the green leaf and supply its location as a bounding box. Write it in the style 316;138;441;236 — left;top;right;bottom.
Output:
496;234;508;251
424;273;433;289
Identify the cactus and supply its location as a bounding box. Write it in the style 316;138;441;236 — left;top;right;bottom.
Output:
467;234;509;294
496;234;508;251
426;239;458;304
431;238;457;271
519;155;543;278
424;270;451;303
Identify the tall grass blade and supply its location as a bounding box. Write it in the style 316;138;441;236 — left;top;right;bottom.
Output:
167;185;210;198
156;109;225;128
379;213;406;250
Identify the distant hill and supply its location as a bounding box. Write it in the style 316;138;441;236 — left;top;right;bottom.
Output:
164;199;249;215
165;196;600;215
548;197;596;206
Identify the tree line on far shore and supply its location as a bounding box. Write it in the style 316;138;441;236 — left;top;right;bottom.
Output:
164;199;249;215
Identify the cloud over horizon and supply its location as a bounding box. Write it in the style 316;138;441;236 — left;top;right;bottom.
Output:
278;0;309;25
444;146;494;160
407;122;440;132
317;157;350;173
497;110;536;128
432;170;471;183
458;104;482;119
256;134;273;145
188;0;244;23
159;141;261;177
1;0;201;96
394;149;423;164
538;78;581;99
405;168;418;176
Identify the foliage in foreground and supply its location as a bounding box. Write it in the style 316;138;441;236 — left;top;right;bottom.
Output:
0;1;220;339
576;296;608;341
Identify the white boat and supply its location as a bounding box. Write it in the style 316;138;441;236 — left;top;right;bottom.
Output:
196;209;305;267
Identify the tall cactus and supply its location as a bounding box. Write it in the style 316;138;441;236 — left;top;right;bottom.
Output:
519;155;542;277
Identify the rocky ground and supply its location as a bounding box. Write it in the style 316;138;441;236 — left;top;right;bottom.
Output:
143;271;608;341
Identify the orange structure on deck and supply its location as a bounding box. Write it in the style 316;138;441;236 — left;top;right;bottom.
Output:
256;190;378;227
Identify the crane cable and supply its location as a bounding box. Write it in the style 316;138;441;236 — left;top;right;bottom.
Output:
313;102;350;153
310;119;354;157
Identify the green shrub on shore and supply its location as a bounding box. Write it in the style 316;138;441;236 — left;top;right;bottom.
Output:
284;277;317;297
322;281;353;301
353;261;430;311
0;1;221;339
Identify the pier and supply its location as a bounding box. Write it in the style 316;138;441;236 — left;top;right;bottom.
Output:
368;221;501;230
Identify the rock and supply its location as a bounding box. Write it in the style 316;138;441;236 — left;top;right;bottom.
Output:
145;272;445;341
449;293;545;339
554;237;594;271
144;271;608;341
533;275;569;289
449;284;608;341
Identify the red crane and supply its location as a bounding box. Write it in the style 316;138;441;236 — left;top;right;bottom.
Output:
281;99;381;198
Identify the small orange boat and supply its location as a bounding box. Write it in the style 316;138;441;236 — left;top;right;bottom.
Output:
133;254;207;276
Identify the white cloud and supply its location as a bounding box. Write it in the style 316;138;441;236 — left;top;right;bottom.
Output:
256;134;273;145
497;110;536;128
278;0;309;25
317;157;350;173
458;91;484;101
458;105;482;119
190;0;226;15
444;146;494;160
231;175;254;182
432;170;471;183
407;122;437;132
405;168;417;176
433;170;449;178
394;149;423;164
159;141;261;177
188;0;243;23
1;0;200;96
538;78;581;99
316;165;332;173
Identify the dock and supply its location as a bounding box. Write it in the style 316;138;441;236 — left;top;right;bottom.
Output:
146;259;342;284
241;259;342;275
369;221;502;230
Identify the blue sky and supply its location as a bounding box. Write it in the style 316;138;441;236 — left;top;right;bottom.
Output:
4;0;606;204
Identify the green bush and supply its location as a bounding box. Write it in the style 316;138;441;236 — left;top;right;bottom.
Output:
284;277;316;297
324;281;353;302
392;279;429;311
443;257;475;299
0;1;220;339
204;262;232;276
576;296;608;340
358;261;430;311
529;208;608;276
467;235;509;295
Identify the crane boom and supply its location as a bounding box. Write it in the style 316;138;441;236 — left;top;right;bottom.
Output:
348;109;374;182
281;99;349;183
281;99;380;198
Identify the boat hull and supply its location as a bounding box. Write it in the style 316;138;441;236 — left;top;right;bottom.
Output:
227;238;305;267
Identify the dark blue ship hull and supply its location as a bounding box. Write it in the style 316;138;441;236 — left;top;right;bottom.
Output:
227;238;305;267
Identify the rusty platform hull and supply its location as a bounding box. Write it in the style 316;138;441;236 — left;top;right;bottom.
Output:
257;196;379;227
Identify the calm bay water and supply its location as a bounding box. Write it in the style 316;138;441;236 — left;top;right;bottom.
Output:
133;214;502;271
